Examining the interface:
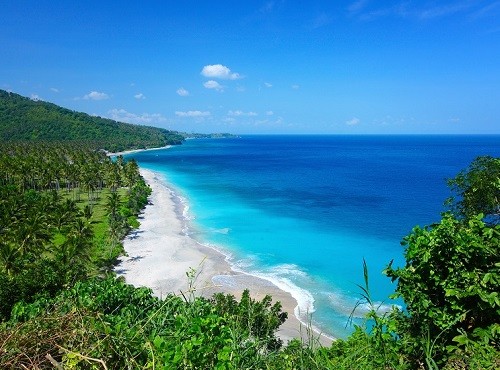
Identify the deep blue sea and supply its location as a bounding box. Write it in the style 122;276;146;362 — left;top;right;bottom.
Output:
126;135;500;338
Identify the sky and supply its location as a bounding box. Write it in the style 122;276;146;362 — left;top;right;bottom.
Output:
1;1;499;134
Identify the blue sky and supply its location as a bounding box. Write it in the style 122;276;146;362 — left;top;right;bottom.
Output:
1;1;499;134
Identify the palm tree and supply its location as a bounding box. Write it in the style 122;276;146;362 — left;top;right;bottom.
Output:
83;204;93;221
15;211;52;256
53;199;80;234
0;241;20;276
123;159;140;193
106;192;121;219
107;214;127;259
57;218;93;268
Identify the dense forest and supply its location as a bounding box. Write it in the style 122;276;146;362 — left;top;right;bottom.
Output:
0;94;498;368
0;90;184;152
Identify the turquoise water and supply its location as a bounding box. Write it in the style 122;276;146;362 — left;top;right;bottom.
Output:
125;135;500;338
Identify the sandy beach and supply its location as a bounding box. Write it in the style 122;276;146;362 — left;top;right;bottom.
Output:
115;168;332;346
107;145;172;157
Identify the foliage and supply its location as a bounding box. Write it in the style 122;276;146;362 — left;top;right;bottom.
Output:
385;214;500;366
446;155;500;224
210;289;287;351
0;89;184;152
0;143;151;321
0;277;288;369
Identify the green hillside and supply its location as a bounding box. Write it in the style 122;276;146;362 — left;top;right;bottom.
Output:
0;89;184;151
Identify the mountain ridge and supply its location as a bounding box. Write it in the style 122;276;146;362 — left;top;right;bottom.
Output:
0;89;184;152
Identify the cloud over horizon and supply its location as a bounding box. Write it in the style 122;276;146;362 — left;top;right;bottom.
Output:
83;91;109;100
203;80;224;91
346;117;360;126
201;64;242;80
108;108;166;124
176;87;189;96
228;110;258;117
175;110;211;117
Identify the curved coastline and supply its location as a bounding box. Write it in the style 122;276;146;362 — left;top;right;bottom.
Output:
115;167;333;345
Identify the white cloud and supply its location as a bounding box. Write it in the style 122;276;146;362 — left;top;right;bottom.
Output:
83;91;109;100
30;94;42;101
134;93;146;100
176;87;189;96
108;109;167;124
50;87;59;93
175;110;211;117
228;110;258;117
264;82;273;88
346;117;360;126
254;117;284;126
291;84;300;90
201;64;241;80
266;111;274;116
203;80;224;91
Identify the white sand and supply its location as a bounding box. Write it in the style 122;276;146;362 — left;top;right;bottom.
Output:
115;168;332;345
107;145;172;157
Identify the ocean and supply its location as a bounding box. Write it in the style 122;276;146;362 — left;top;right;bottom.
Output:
125;135;500;338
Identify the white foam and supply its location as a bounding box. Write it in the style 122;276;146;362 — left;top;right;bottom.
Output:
232;263;316;317
212;227;231;235
202;242;234;262
201;244;318;328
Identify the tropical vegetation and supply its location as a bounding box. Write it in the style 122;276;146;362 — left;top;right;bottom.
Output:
0;109;498;368
0;89;184;152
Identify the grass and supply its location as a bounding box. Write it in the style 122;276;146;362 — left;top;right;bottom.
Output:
58;187;132;273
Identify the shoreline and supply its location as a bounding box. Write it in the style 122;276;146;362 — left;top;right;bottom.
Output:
115;167;333;346
106;145;172;157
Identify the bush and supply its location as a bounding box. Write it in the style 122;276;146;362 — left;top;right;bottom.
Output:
385;214;500;365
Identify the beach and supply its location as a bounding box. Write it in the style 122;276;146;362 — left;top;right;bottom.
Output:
106;145;172;157
115;168;332;345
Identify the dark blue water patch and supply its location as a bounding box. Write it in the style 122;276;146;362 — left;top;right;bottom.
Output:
137;135;499;240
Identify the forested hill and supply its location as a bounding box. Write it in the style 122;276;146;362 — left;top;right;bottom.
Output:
0;89;184;152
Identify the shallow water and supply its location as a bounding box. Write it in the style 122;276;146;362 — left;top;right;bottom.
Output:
126;135;500;338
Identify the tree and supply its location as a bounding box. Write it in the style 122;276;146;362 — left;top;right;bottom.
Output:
446;156;500;224
123;159;140;193
0;242;20;276
57;218;93;277
106;192;121;219
382;156;500;366
386;215;499;329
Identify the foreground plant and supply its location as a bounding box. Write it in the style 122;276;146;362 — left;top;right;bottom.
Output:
0;277;288;369
385;215;500;367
